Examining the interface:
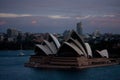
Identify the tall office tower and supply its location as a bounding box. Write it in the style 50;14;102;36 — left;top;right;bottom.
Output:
76;22;83;35
93;30;101;37
7;28;19;37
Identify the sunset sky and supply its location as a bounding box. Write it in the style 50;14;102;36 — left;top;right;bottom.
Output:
0;0;120;34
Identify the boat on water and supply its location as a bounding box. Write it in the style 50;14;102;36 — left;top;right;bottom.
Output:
18;44;25;56
18;52;25;56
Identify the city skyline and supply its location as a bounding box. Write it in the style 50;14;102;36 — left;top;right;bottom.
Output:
0;0;120;34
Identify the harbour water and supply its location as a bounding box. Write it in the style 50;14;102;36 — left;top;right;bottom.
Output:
0;50;120;80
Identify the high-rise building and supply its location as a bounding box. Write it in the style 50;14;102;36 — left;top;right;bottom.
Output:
7;28;19;37
76;22;83;35
93;30;101;38
63;30;70;40
0;33;4;41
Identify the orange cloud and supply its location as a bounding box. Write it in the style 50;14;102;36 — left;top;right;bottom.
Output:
0;20;6;25
31;20;37;24
88;16;120;28
0;13;32;18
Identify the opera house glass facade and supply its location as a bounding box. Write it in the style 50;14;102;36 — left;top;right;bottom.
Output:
25;30;119;69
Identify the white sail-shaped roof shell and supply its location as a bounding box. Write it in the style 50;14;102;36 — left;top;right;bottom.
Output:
35;33;61;56
57;42;84;56
57;30;89;57
65;42;84;55
96;49;109;58
74;39;87;57
42;40;56;54
65;30;88;57
67;38;85;55
85;43;92;57
49;33;61;49
36;44;53;55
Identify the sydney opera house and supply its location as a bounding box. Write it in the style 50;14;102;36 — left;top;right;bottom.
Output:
25;30;119;69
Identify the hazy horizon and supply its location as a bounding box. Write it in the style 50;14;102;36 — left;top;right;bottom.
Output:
0;0;120;34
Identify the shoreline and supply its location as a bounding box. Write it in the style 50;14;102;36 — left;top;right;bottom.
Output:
25;62;119;70
25;56;120;70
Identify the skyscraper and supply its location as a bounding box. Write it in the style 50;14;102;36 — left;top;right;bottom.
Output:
93;30;101;38
7;28;19;37
76;22;82;35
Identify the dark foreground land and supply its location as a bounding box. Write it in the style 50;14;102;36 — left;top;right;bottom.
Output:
0;40;120;58
0;41;34;50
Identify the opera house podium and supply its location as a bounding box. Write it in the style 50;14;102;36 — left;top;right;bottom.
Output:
25;30;119;69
